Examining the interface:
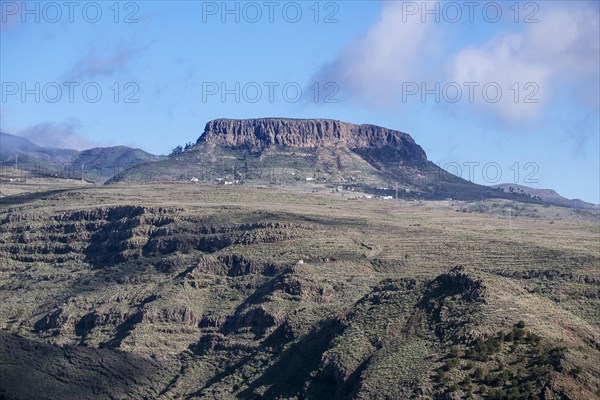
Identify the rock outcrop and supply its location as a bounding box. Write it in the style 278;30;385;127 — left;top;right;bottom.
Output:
197;118;428;163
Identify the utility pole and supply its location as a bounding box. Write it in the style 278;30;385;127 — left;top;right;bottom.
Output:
395;182;399;204
509;207;512;230
81;164;84;182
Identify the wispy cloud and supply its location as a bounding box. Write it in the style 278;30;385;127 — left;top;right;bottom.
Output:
17;120;94;150
66;45;147;81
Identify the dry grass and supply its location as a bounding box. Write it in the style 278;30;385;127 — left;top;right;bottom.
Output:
0;182;598;399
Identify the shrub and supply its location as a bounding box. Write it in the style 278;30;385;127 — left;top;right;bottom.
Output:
447;383;459;392
444;357;459;370
513;326;525;341
497;359;505;371
570;365;583;377
169;145;183;157
507;387;521;399
449;346;460;357
488;388;507;399
473;367;485;380
436;369;446;382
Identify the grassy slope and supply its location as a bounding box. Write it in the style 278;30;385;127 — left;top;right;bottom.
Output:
111;145;544;207
0;183;598;399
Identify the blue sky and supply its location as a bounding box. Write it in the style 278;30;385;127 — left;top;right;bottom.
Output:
1;0;599;203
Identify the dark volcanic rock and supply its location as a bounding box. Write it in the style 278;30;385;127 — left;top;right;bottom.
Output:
0;332;172;400
198;118;428;164
34;308;68;332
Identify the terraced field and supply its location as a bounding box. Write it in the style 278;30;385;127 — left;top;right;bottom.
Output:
0;183;598;399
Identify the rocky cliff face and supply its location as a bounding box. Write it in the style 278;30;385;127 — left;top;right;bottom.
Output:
197;118;428;163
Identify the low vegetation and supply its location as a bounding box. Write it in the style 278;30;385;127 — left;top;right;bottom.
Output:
0;183;597;399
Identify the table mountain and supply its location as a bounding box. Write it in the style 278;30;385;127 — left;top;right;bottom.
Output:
110;118;538;203
199;118;427;164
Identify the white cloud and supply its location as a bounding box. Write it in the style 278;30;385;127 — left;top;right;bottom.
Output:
450;2;599;123
313;1;599;125
312;1;440;105
451;33;551;123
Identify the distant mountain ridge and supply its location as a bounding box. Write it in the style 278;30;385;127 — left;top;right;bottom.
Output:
0;132;161;183
0;132;78;162
492;183;598;210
